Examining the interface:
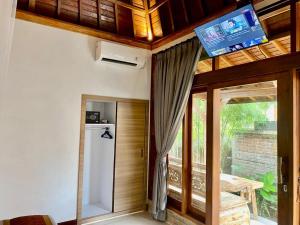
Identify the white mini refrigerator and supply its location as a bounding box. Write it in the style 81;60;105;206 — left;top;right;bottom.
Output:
82;124;115;218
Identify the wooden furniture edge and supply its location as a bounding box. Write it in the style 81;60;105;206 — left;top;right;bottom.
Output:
82;94;149;103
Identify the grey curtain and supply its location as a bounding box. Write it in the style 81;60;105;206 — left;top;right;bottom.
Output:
152;37;202;221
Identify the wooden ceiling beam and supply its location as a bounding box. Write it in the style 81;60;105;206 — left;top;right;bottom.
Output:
179;0;189;25
106;0;146;13
259;5;290;21
16;10;151;49
114;4;119;33
291;1;300;52
149;0;168;14
167;1;175;32
143;0;153;41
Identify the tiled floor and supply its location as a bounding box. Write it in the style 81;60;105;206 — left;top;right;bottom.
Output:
93;213;164;225
82;203;110;218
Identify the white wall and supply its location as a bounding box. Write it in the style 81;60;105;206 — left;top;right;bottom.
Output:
0;19;151;222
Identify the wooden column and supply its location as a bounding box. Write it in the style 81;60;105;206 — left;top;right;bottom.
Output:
291;69;300;225
206;88;221;225
182;96;192;215
291;1;300;52
290;3;300;223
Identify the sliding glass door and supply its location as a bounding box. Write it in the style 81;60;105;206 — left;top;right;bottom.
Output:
203;73;293;225
218;81;278;225
166;70;298;225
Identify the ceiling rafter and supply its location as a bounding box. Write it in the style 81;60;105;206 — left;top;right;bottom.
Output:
257;45;272;58
149;0;168;14
221;56;233;67
179;0;189;25
167;0;175;32
97;0;101;28
57;0;62;17
28;0;36;11
79;0;82;23
114;3;119;33
272;40;288;54
106;0;146;13
143;0;153;40
241;50;256;62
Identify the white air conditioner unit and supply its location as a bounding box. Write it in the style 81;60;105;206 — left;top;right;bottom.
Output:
96;41;146;69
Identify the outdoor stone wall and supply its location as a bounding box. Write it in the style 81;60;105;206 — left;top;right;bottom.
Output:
232;131;277;179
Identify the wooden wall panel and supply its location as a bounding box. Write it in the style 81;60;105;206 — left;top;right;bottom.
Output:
99;0;116;32
80;0;98;27
169;0;188;30
36;0;57;17
117;5;134;37
114;102;148;212
17;0;30;10
157;3;173;36
60;0;79;22
184;0;205;23
202;0;224;15
132;11;148;39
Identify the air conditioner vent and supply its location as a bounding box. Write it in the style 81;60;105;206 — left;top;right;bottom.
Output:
101;58;138;67
96;41;146;69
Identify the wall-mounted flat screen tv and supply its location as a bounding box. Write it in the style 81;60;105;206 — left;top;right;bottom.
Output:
194;4;268;57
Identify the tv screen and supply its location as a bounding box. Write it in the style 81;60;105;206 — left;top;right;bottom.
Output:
194;4;268;57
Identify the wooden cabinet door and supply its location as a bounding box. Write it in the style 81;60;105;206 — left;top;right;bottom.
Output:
114;101;147;212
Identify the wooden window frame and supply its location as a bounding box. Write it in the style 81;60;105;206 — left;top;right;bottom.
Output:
158;4;300;222
165;52;300;225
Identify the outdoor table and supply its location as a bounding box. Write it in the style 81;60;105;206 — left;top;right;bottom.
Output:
221;173;264;219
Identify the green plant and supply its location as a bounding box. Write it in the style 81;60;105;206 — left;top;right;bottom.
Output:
257;172;277;219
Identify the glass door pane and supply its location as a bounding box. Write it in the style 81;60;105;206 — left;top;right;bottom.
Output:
191;93;207;213
218;81;278;225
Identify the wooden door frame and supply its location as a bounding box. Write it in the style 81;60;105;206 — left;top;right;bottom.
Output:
190;54;300;225
76;95;149;225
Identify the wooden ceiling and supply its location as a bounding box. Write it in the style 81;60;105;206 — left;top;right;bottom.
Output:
16;0;292;49
16;0;234;49
197;35;291;73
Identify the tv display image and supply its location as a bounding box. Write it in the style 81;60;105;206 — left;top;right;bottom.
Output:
194;4;268;57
